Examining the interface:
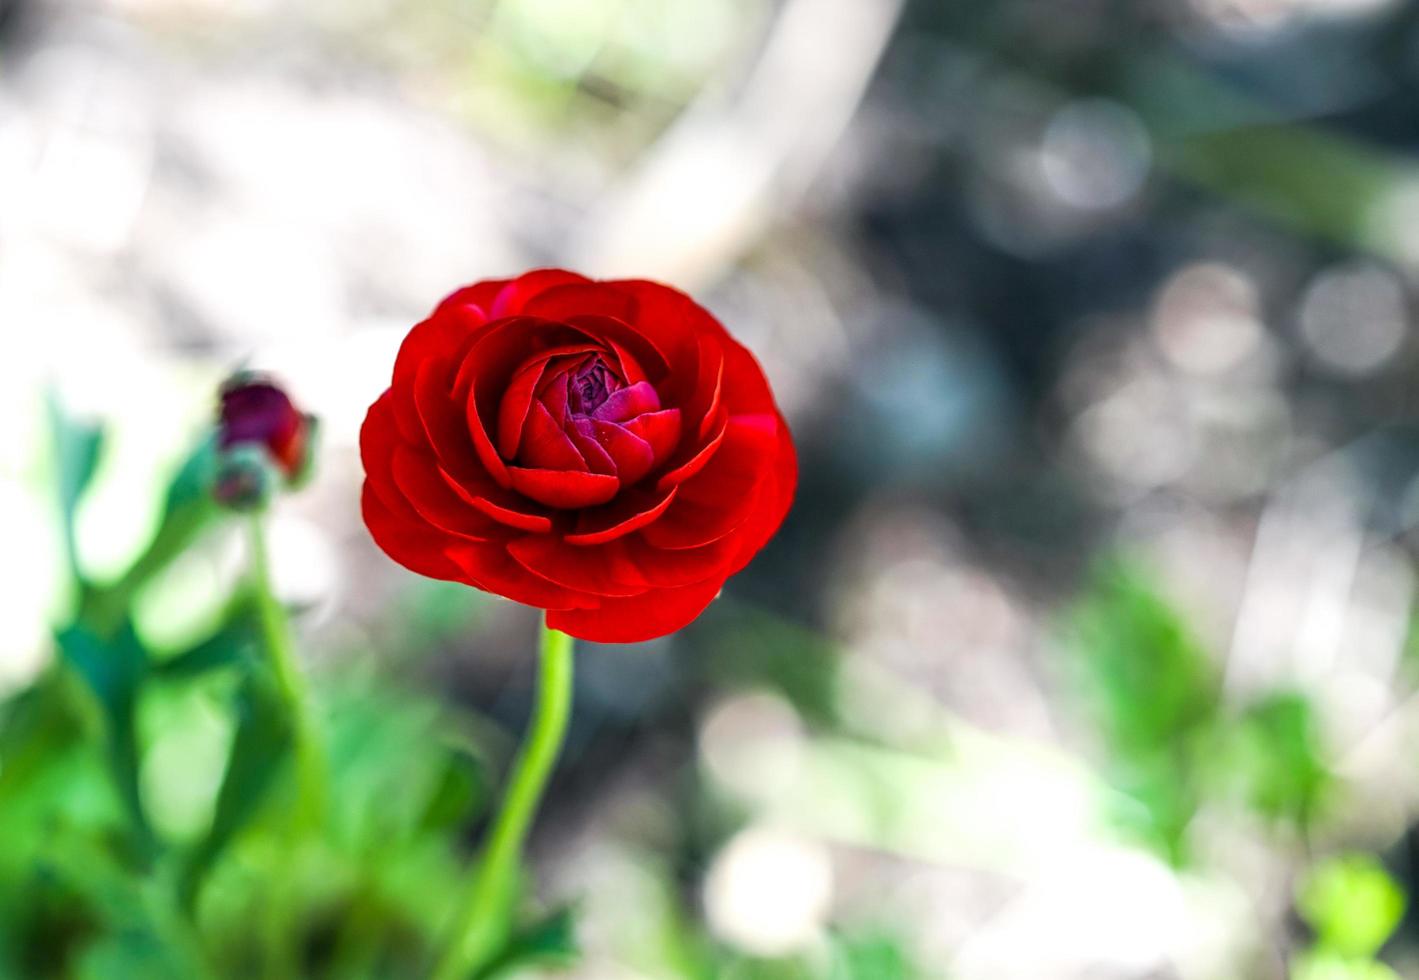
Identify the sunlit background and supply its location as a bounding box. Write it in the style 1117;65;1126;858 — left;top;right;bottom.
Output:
7;0;1419;976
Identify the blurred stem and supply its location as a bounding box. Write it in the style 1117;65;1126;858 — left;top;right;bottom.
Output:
248;516;327;980
247;516;326;827
432;620;575;980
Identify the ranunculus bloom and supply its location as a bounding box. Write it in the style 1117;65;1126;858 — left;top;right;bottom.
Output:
360;270;797;642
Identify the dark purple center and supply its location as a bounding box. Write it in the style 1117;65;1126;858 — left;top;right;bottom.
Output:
567;358;622;416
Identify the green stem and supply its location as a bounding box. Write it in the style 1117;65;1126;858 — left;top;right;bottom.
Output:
248;516;327;979
247;517;326;827
432;620;575;980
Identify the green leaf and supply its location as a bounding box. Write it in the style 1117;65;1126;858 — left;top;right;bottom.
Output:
836;932;918;980
1227;691;1332;829
1293;950;1400;980
418;746;488;834
697;603;840;728
180;668;293;910
1063;562;1221;864
0;676;86;806
75;928;194;980
120;435;219;591
54;621;153;858
152;595;261;682
47;391;106;583
477;906;579;979
1298;855;1406;959
75;435;220;637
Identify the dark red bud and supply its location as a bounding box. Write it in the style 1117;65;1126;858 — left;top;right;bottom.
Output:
214;372;317;508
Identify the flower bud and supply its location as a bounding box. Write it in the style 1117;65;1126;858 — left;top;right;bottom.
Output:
212;443;280;511
213;372;317;510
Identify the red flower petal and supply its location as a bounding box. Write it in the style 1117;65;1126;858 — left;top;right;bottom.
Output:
592;381;661;423
572;418;655;485
654;410;729;491
445;540;598;610
454;319;596;486
361;483;468;582
359;391;399;472
566;486;678;546
505;536;647;597
390;446;499;541
490;269;592;318
465;375;513;488
604;338;650;387
723;414;797;575
412;357;487;485
494;343;603;458
611;279;776;415
519;401;589;473
621;409;681;467
521;283;636;327
613;534;739;589
451;317;588;398
657;334;722;432
676;415;775;502
546;578;724;643
433;279;510;318
565;423;617;475
365;484;591;610
562;314;672;384
392;308;481;389
639;415;777;548
496;358;552;459
606;280;710;369
538;365;572;421
637;494;750;551
507;467;619;509
696;341;725;440
444;474;553;533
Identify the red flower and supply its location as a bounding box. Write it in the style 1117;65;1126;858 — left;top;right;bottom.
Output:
359;270;797;642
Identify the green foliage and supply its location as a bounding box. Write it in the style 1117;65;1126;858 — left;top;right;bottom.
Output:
0;675;87;812
1226;691;1331;830
151;595;261;682
1066;564;1336;864
1299;855;1406;960
477;905;579;978
1293;881;1406;980
1068;566;1219;757
696;602;840;729
179;667;293;911
832;932;920;980
54;621;154;860
122;434;219;591
1064;564;1221;863
708;931;924;980
47;392;106;583
1292;952;1400;980
3;397;577;978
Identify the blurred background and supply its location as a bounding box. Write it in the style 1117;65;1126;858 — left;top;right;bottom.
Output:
7;0;1419;976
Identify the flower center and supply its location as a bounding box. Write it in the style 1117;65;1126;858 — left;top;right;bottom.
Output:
568;357;622;415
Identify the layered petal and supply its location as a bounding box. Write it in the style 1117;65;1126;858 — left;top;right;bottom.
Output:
546;579;724;644
566;486;679;546
507;467;619;509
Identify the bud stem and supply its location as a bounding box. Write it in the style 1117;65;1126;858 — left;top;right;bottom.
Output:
432;619;575;980
247;516;326;827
